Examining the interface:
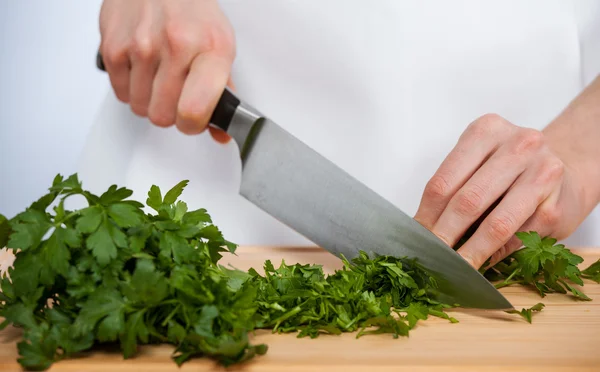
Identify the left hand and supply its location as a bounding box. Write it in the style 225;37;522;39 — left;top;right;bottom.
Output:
414;113;587;269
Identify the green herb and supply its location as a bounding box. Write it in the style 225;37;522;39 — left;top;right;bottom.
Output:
0;175;597;371
482;232;592;300
0;214;10;249
248;252;457;340
0;175;265;370
0;175;456;370
581;259;600;283
505;303;545;323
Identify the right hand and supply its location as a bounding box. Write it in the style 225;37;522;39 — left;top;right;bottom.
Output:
99;0;236;136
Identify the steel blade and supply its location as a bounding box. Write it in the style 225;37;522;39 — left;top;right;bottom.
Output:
235;118;512;310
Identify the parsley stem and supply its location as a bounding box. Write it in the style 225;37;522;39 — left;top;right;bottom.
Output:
162;304;181;327
271;306;303;332
54;211;80;227
495;268;521;289
494;280;524;289
504;268;519;283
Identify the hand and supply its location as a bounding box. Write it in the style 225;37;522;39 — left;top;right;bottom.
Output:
99;0;236;138
414;113;588;269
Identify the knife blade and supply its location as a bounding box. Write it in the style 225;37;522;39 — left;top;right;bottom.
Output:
95;52;512;310
208;88;512;310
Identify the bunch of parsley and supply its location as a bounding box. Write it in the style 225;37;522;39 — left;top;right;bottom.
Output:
0;174;458;370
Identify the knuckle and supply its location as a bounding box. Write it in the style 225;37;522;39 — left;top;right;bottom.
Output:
478;113;506;127
468;113;508;137
164;21;235;59
460;252;478;268
131;33;156;61
424;174;452;200
210;27;236;58
460;248;488;269
506;235;525;252
486;214;516;243
164;22;195;55
538;157;565;184
103;43;129;67
537;206;561;228
454;185;486;217
511;128;544;155
198;22;236;55
496;244;512;259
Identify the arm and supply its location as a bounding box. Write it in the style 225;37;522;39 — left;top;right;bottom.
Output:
543;74;600;216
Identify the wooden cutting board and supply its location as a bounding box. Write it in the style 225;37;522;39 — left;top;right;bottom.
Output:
1;246;599;372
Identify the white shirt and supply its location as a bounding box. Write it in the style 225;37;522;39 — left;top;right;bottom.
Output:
78;0;600;249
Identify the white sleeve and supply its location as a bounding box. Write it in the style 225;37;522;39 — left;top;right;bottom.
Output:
574;0;600;86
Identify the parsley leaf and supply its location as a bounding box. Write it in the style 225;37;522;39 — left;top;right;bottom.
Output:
100;185;134;205
146;185;162;212
483;231;592;301
76;206;103;234
0;213;11;248
505;303;545;323
163;180;189;205
582;259;600;283
73;287;126;337
107;203;143;228
86;220;119;266
8;210;52;251
41;227;79;278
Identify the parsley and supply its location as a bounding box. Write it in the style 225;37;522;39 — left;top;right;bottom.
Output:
248;253;457;340
0;174;457;370
582;259;600;283
481;232;594;301
0;175;265;369
505;302;545;323
0;175;597;370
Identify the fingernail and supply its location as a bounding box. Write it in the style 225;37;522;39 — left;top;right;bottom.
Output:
208;126;231;144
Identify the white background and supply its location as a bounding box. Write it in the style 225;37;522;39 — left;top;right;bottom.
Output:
1;1;598;249
0;0;106;218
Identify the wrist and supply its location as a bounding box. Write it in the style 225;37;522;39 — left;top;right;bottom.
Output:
543;76;600;214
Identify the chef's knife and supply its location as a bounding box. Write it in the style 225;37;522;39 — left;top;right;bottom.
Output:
96;52;513;310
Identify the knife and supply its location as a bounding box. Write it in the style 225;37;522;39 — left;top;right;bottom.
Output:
96;52;513;310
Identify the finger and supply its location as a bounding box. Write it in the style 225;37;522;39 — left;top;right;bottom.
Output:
456;156;563;268
487;187;562;267
147;58;187;127
414;114;512;230
101;40;131;103
176;52;232;135
128;30;159;117
431;130;544;247
129;58;158;117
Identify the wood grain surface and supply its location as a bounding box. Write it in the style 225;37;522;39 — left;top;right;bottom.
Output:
1;246;599;372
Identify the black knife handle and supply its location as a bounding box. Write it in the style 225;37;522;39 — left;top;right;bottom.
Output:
95;50;240;132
